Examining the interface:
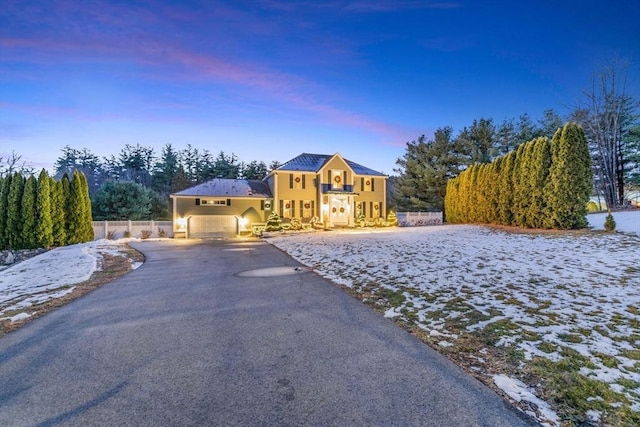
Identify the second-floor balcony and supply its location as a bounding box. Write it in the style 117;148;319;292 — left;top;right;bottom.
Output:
321;183;355;193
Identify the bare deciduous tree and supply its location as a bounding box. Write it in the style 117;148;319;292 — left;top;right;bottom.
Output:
572;59;639;208
0;151;34;177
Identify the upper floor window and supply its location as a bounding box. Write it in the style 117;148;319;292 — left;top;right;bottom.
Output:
361;177;375;191
196;198;228;206
290;174;305;189
331;169;343;189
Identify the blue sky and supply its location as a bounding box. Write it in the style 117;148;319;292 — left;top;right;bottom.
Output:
1;0;639;175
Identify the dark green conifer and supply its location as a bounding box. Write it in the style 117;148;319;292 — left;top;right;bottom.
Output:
545;123;592;229
498;152;515;225
51;178;67;246
21;175;38;249
36;169;54;248
0;174;12;249
7;172;25;249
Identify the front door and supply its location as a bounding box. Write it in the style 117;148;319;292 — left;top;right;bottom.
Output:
330;195;350;225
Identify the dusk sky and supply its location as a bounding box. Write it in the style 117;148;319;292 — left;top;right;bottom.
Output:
1;0;639;175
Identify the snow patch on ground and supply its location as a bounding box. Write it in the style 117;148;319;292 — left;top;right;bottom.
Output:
0;239;137;322
493;374;560;426
268;211;640;424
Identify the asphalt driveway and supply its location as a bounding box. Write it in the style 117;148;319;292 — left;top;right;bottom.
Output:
0;239;535;426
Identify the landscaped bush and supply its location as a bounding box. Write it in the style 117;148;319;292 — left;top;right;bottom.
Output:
264;211;282;232
604;212;616;231
140;229;153;239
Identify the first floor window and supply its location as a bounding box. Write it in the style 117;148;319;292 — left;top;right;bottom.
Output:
301;200;313;218
281;200;294;218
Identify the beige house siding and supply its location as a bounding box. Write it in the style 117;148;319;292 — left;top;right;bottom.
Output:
354;176;386;218
173;196;268;233
273;172;318;218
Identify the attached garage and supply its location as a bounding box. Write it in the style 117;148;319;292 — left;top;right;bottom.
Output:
171;179;273;238
188;215;238;238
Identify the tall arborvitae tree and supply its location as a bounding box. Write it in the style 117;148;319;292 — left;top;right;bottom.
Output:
61;173;74;244
78;172;94;241
21;175;38;249
497;151;515;226
544;123;592;229
513;141;535;226
51;177;67;246
66;171;85;244
36;169;54;248
486;158;502;224
526;137;552;228
7;172;25;249
0;174;12;249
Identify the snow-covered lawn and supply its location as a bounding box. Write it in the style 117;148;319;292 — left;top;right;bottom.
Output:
0;239;139;324
268;211;640;426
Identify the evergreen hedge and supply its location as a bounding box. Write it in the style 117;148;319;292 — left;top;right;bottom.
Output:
1;169;93;250
445;123;592;230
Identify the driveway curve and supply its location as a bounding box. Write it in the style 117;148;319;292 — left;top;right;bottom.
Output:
0;239;536;426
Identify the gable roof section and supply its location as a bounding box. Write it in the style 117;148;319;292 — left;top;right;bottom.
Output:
278;153;384;176
172;179;272;198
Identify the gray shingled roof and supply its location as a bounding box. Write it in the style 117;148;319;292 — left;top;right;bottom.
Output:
278;153;384;176
172;179;272;198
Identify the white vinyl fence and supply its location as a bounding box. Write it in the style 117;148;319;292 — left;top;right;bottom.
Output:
92;220;173;240
396;212;443;227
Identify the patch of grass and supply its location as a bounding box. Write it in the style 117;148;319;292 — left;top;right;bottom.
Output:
557;333;583;344
377;288;405;307
477;319;521;346
593;325;610;338
444;297;473;313
593;352;619;369
617;378;640;391
521;330;542;342
538;341;557;354
619;349;640;360
528;356;640;426
575;327;592;337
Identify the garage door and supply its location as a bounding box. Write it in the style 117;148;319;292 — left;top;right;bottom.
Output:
189;215;237;238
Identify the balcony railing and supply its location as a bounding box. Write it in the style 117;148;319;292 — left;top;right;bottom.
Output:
321;184;354;193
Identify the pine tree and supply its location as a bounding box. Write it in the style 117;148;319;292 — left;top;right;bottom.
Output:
21;175;38;249
7;172;25;249
545;123;592;229
36;169;54;248
0;174;12;249
51;178;67;246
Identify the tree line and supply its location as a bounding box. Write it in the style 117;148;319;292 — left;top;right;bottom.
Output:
392;110;565;212
51;144;280;221
53;143;280;198
0;170;93;250
445;123;592;229
393;61;639;213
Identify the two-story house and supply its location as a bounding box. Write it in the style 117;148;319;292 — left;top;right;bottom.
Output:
170;153;387;238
